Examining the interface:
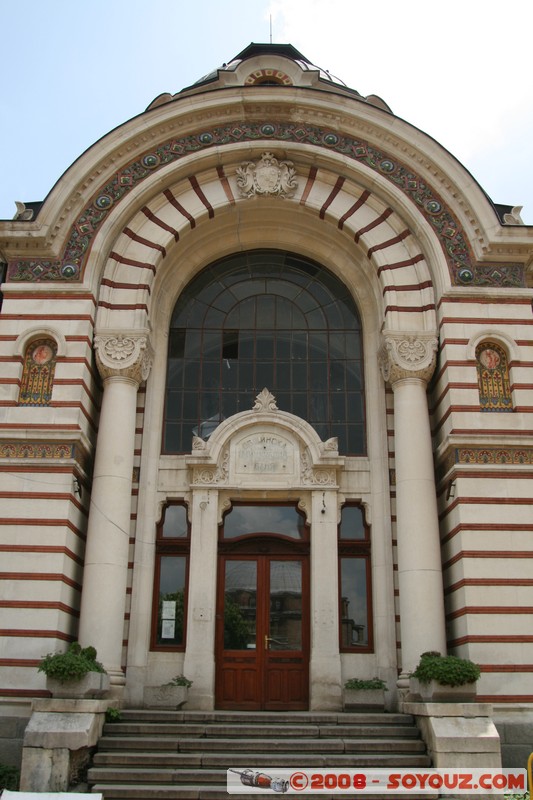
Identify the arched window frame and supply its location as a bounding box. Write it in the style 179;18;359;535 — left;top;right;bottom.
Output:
164;250;366;455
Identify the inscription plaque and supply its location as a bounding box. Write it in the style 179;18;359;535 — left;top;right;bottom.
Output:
236;433;294;475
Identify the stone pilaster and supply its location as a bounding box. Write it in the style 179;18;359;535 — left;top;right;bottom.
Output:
78;333;153;691
379;332;446;677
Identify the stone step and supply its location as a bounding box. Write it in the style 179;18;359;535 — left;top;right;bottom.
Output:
91;784;427;800
89;710;431;800
90;750;431;783
90;768;222;785
93;738;426;767
116;709;415;725
98;734;416;753
102;721;419;739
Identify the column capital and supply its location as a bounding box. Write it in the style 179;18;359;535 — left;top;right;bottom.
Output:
94;332;154;384
378;331;438;386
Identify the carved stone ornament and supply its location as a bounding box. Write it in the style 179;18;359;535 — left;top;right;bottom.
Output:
192;448;229;485
301;447;336;486
236;152;298;199
378;332;438;386
321;437;339;454
94;333;154;384
253;388;279;412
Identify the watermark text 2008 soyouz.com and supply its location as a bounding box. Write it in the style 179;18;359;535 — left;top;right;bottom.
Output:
227;767;527;794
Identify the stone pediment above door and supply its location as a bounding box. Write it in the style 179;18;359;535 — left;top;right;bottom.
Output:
186;389;344;489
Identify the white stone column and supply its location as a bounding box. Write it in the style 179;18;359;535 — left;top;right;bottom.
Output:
309;489;342;710
379;332;446;675
78;333;153;689
182;489;219;709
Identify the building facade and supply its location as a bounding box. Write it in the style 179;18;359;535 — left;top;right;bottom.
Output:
1;43;532;761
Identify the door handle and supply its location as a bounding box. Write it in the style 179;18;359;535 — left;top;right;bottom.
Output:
264;635;272;650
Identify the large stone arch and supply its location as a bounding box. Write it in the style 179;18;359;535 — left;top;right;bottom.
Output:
8;104;525;294
92;147;443;339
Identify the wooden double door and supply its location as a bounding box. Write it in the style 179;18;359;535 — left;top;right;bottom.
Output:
215;548;309;710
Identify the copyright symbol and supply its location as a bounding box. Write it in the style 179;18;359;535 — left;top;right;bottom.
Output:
290;771;309;790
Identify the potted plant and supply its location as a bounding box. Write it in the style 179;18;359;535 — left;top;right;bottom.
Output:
409;651;480;702
343;677;387;711
38;641;110;698
143;674;193;709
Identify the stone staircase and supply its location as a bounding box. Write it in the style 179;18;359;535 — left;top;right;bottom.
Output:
89;709;431;799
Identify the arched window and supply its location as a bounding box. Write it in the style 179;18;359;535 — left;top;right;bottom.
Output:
164;250;365;454
475;341;512;411
18;337;58;406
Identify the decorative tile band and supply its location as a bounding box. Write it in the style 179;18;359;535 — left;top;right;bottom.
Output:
456;447;533;465
6;122;525;288
0;440;89;468
436;446;533;480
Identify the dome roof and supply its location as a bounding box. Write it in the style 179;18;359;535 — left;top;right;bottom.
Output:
194;42;346;87
147;42;392;113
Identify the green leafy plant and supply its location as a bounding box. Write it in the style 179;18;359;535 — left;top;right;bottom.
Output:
0;764;20;791
105;706;122;723
38;641;105;683
166;674;193;688
344;677;387;691
412;651;480;687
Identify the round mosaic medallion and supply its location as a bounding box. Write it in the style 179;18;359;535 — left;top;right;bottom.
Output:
198;132;213;144
142;153;160;169
426;199;442;215
479;348;501;370
323;133;339;146
95;194;113;210
379;159;395;173
457;267;474;284
61;263;78;278
31;343;54;365
260;124;276;136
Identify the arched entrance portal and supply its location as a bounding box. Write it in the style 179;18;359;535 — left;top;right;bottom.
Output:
167;250;366;710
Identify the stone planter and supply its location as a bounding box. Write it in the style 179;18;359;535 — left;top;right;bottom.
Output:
409;677;477;703
46;671;110;699
343;688;385;711
143;684;189;709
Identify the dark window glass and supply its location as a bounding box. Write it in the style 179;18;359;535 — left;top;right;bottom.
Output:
223;504;307;539
339;505;366;540
152;504;190;650
162;504;188;538
163;250;365;453
340;557;369;648
338;505;372;651
223;330;239;360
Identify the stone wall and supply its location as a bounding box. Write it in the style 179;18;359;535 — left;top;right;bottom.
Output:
0;714;29;767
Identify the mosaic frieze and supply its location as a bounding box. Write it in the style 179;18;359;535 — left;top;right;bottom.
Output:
0;441;86;462
436;446;533;481
456;447;533;465
6;121;525;288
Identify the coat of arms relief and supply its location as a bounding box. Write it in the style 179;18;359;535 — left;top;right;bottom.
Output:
236;152;298;198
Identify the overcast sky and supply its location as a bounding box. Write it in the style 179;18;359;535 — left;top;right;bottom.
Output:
1;0;531;222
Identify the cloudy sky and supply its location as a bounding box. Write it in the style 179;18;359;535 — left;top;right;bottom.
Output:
1;0;532;222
